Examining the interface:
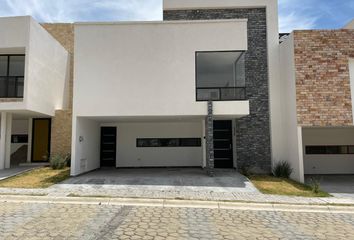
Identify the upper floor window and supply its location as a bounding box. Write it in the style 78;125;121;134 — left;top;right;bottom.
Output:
196;51;246;101
0;55;25;98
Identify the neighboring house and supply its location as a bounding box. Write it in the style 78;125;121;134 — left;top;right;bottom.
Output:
0;0;353;184
0;16;70;169
280;22;354;182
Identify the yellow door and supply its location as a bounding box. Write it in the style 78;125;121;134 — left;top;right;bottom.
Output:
32;119;51;162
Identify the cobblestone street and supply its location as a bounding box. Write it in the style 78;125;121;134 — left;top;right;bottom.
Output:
0;201;354;240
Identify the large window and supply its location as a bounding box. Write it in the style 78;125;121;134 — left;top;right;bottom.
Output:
196;51;246;101
137;138;202;147
0;55;25;98
306;145;354;155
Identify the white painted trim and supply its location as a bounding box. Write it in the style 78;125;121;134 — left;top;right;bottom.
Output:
27;118;33;163
5;113;12;169
163;0;277;10
75;19;247;25
0;112;7;170
349;59;354;124
297;126;304;183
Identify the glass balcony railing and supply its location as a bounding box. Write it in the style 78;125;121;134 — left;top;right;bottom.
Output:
196;87;246;101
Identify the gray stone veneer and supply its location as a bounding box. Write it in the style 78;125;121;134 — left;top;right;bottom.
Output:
206;101;214;176
164;8;271;172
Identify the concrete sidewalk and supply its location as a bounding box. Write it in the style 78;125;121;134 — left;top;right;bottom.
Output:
1;195;354;214
0;185;354;206
0;166;39;181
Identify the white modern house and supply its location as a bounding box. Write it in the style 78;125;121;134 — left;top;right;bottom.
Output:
0;16;70;169
0;0;352;184
70;0;281;176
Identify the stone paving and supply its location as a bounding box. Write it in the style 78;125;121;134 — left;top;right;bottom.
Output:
0;201;354;239
0;168;354;205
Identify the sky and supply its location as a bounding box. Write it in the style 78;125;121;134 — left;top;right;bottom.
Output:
0;0;353;33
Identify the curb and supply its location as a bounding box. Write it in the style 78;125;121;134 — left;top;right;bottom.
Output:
1;195;354;214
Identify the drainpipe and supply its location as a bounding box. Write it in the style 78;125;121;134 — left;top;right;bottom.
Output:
206;101;214;176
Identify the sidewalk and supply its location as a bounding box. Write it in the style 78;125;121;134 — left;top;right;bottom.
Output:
1;184;354;206
1;194;354;214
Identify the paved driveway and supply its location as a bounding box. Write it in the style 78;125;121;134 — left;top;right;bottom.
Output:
58;168;258;193
0;201;354;239
306;175;354;199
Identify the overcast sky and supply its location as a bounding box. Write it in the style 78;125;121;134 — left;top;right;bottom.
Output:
0;0;353;32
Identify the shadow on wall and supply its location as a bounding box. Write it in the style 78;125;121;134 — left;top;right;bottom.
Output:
10;145;28;166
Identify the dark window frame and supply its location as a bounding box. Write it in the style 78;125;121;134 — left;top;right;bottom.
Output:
195;50;247;102
0;54;25;98
306;145;354;155
136;138;202;148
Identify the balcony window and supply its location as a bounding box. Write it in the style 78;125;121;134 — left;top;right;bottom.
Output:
0;55;25;98
196;51;246;101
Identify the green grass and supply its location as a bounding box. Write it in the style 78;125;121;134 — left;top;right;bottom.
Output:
0;167;70;189
249;175;331;198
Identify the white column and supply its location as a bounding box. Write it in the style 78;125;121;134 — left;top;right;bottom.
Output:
27;118;33;163
297;126;305;183
5;113;12;168
0;112;7;170
202;119;206;168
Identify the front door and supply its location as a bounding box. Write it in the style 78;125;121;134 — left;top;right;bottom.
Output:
213;120;234;168
31;118;51;162
100;127;117;167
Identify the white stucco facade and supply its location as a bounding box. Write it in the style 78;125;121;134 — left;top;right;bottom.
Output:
73;20;249;118
0;16;70;116
0;16;70;170
278;34;304;182
71;19;250;176
303;127;354;174
112;121;203;168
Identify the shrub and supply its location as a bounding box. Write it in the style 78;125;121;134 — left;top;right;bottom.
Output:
239;163;253;177
65;153;71;167
272;161;293;179
50;154;68;170
309;177;321;194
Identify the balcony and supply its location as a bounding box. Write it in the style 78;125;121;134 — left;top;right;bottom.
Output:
196;87;246;101
196;51;246;102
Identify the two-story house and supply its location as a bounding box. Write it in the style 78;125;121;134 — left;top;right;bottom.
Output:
7;0;350;184
0;16;70;169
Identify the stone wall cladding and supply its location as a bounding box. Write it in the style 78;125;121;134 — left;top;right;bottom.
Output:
164;9;271;172
294;30;354;126
41;24;74;156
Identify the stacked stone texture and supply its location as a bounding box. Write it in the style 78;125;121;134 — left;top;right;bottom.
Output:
164;9;271;173
41;23;74;156
294;30;354;126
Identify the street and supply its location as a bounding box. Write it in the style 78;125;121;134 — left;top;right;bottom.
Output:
0;200;354;239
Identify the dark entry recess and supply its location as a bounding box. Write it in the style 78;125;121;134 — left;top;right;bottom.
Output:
100;127;117;167
213;120;234;168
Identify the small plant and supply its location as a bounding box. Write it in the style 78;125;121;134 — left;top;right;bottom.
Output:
65;153;71;167
309;177;321;194
272;161;293;179
239;163;253;177
50;154;68;170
